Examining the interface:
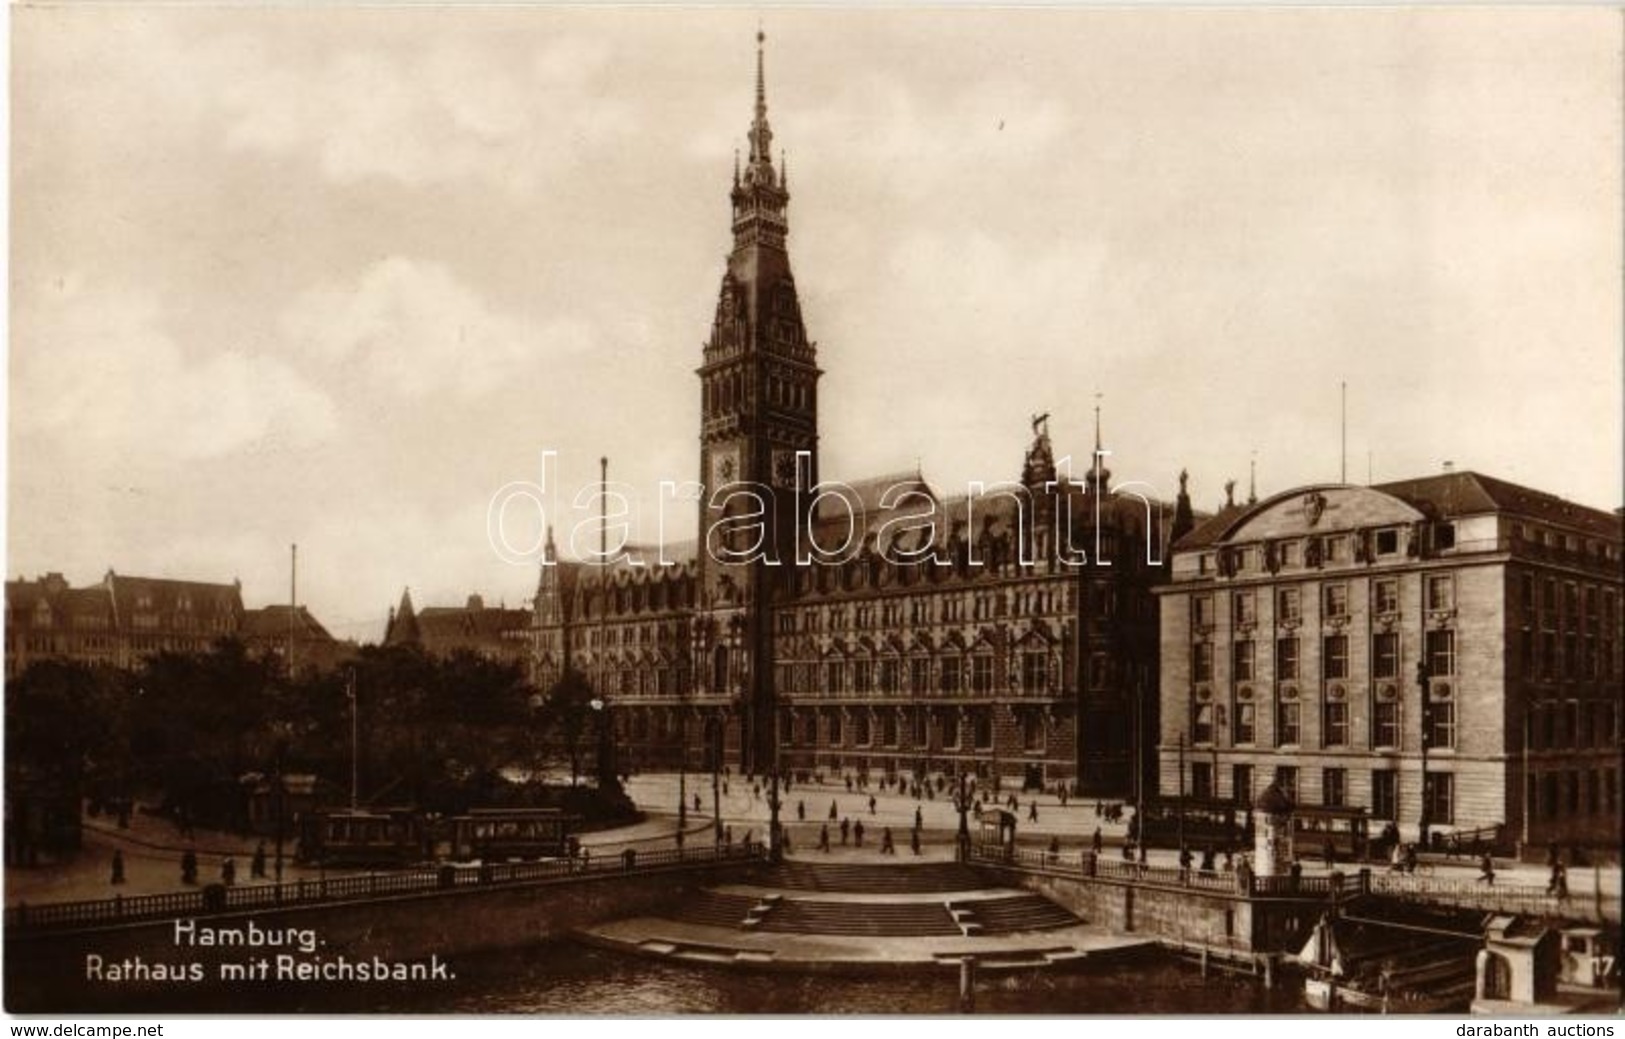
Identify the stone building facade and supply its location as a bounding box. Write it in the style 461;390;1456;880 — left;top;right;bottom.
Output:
528;37;1181;797
5;570;350;679
1156;473;1621;852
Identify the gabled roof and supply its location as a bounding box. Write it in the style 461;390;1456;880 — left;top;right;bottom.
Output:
241;605;335;643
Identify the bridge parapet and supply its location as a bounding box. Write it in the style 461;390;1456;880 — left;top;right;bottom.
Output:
6;841;767;934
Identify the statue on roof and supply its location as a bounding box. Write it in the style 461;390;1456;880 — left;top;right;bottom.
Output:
1030;412;1050;438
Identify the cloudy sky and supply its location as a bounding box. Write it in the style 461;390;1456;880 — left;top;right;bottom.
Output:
8;6;1621;643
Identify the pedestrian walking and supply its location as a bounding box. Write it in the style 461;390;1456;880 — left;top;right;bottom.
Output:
1091;827;1103;854
695;793;702;813
1047;835;1060;865
829;800;839;821
110;850;126;885
818;824;831;852
914;806;924;831
854;819;865;847
797;800;805;822
1549;862;1569;900
1322;839;1335;870
252;841;268;880
869;794;877;815
840;817;851;845
880;827;895;855
1028;800;1039;823
1477;852;1496;885
221;857;237;886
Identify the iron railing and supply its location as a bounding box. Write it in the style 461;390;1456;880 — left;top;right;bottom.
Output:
7;841;766;934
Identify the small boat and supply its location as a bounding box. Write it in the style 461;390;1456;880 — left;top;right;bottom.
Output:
1298;913;1475;1013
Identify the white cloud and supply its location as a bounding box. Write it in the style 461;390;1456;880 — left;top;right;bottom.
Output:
217;35;636;190
281;256;598;399
12;279;337;462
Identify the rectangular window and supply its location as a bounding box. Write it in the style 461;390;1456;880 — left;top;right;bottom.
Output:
1375;529;1399;556
913;711;927;746
1023;712;1044;752
1324;701;1349;747
1233;640;1255;682
1277;587;1302;623
1232;764;1254;806
1235;702;1256;745
1022;651;1047;693
855;659;872;692
1426;629;1455;676
1276;701;1301;746
1374;579;1399;616
1194;595;1215;629
1434;523;1456;551
1426;574;1454;612
911;658;930;695
941;712;958;748
940;656;961;695
1276;637;1299;682
1275;766;1299;802
1427;700;1456;750
1324;584;1349;619
1323;768;1347;807
1193;702;1215;744
1323;635;1349;680
1325;537;1346;564
972;654;994;694
1424;772;1454;825
1521;573;1536;614
1193;643;1213;684
1372;631;1399;679
883;712;899;747
974;711;993;750
855;712;871;746
880;659;899;695
1373;700;1400;748
1191;762;1214;800
1233;591;1257;626
1372;770;1397;820
1281;541;1303;568
829;712;843;745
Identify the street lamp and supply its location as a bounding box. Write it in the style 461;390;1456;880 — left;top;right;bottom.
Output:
952;771;973;861
711;713;723;843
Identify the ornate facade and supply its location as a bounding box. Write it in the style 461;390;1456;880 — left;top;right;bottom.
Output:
1156;473;1622;853
529;37;1182;796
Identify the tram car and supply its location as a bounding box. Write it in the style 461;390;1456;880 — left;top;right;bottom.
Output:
1133;797;1248;850
447;808;579;862
297;807;428;867
1290;805;1371;861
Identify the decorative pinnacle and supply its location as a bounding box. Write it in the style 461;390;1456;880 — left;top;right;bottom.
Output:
747;28;774;170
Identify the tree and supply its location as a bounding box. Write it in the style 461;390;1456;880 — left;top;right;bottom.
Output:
540;668;597;787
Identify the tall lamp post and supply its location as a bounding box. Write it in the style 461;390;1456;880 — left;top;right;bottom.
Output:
1177;731;1188;855
1416;660;1432;851
952;771;973;861
346;666;359;810
767;705;783;863
711;713;723;843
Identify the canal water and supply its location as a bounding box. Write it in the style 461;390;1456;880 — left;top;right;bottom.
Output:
188;941;1308;1015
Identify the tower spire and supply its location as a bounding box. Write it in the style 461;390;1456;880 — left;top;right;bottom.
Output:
747;29;775;178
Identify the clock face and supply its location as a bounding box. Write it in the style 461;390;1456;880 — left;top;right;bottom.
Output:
772;448;800;490
710;447;739;487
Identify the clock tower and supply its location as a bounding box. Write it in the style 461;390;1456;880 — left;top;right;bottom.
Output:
695;32;821;771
